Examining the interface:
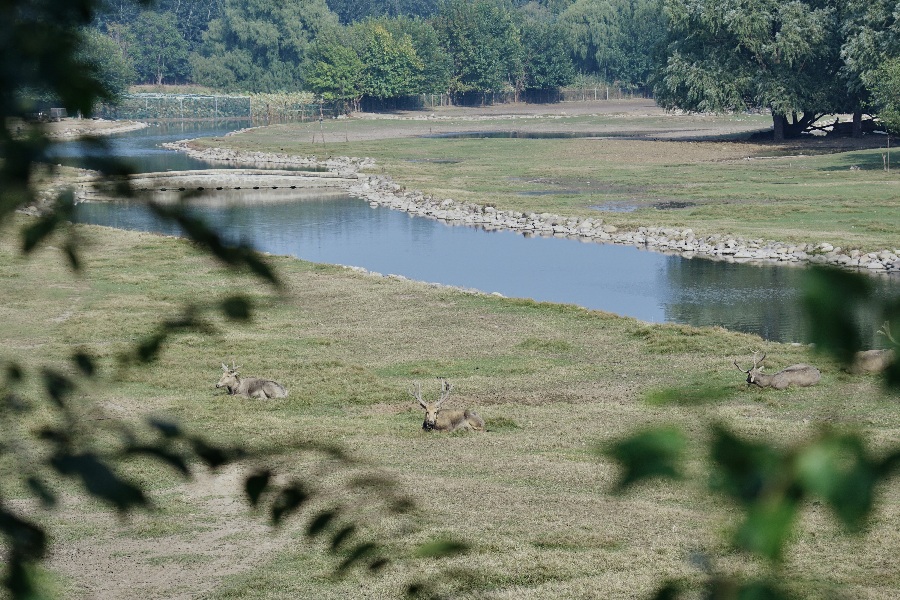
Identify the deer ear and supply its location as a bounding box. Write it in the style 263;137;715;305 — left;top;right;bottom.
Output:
222;363;228;371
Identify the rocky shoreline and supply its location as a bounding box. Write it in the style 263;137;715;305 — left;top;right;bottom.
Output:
164;141;900;275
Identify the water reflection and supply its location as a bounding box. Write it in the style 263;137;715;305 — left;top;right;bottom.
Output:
72;194;899;343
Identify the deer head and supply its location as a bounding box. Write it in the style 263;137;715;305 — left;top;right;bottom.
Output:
734;352;766;386
410;378;453;431
216;361;242;392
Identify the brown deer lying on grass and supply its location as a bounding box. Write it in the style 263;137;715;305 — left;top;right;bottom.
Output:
847;322;896;374
216;363;288;399
410;379;485;432
734;353;821;389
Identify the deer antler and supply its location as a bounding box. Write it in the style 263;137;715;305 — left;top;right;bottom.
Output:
752;352;766;370
436;378;453;407
733;359;749;373
878;321;897;344
409;381;425;407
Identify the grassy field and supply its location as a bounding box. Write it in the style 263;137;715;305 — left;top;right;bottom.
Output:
190;102;900;252
3;213;899;599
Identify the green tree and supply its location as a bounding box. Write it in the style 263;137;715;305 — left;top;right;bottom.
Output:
128;11;191;85
304;35;364;103
192;0;338;92
77;28;136;100
379;16;453;94
655;0;854;140
433;0;524;99
867;58;900;134
840;0;900;134
519;13;575;91
355;21;424;99
327;0;441;24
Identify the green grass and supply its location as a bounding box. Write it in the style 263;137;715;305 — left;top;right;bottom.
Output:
189;107;900;252
2;214;898;598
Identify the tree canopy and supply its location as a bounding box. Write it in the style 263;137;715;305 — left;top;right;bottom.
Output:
191;0;338;92
654;0;857;139
433;0;524;97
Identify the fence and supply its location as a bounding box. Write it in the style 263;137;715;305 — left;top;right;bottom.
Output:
559;86;652;102
95;93;252;120
94;85;652;120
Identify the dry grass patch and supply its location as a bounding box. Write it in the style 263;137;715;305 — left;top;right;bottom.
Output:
1;215;898;598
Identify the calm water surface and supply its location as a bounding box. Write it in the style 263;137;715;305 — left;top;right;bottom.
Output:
63;121;899;343
72;194;899;343
46;119;297;173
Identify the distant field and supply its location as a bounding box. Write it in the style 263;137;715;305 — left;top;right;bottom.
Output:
3;215;898;599
192;100;900;252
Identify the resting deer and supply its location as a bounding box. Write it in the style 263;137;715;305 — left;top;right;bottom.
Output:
410;379;485;432
734;353;821;390
848;322;896;374
216;362;288;399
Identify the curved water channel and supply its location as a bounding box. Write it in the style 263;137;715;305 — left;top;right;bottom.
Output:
62;121;899;344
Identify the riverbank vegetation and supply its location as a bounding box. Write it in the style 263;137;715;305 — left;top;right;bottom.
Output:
188;103;900;253
3;215;898;598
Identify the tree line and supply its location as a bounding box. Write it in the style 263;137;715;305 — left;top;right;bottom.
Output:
86;0;661;100
84;0;900;138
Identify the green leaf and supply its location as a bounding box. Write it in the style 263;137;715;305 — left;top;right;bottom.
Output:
26;477;57;509
123;445;190;476
795;433;877;530
221;296;252;321
244;470;271;507
736;580;792;600
41;369;75;408
336;542;378;573
802;267;872;364
190;438;236;469
72;351;96;377
149;203;281;288
735;497;798;560
148;418;182;439
271;484;309;525
136;332;166;364
329;525;357;552
5;362;23;383
63;239;81;272
710;426;784;505
649;583;681;600
0;507;47;560
645;383;733;406
51;452;147;512
413;538;470;558
605;427;686;491
307;510;339;538
21;213;61;254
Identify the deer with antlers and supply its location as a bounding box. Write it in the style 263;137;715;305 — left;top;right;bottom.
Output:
848;322;896;374
216;362;288;399
410;378;485;432
734;352;821;390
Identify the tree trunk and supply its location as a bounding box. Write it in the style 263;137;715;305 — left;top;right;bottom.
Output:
853;110;862;139
773;114;785;141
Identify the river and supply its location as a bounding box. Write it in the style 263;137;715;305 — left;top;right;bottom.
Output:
61;120;899;344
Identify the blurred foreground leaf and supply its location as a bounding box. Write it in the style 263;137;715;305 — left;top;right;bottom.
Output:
606;427;686;491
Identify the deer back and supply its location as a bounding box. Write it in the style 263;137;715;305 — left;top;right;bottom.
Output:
847;349;895;374
238;377;288;399
752;364;820;389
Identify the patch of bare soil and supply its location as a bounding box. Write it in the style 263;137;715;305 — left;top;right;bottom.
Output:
46;466;291;600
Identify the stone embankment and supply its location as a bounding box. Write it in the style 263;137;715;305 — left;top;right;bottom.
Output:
166;142;900;275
